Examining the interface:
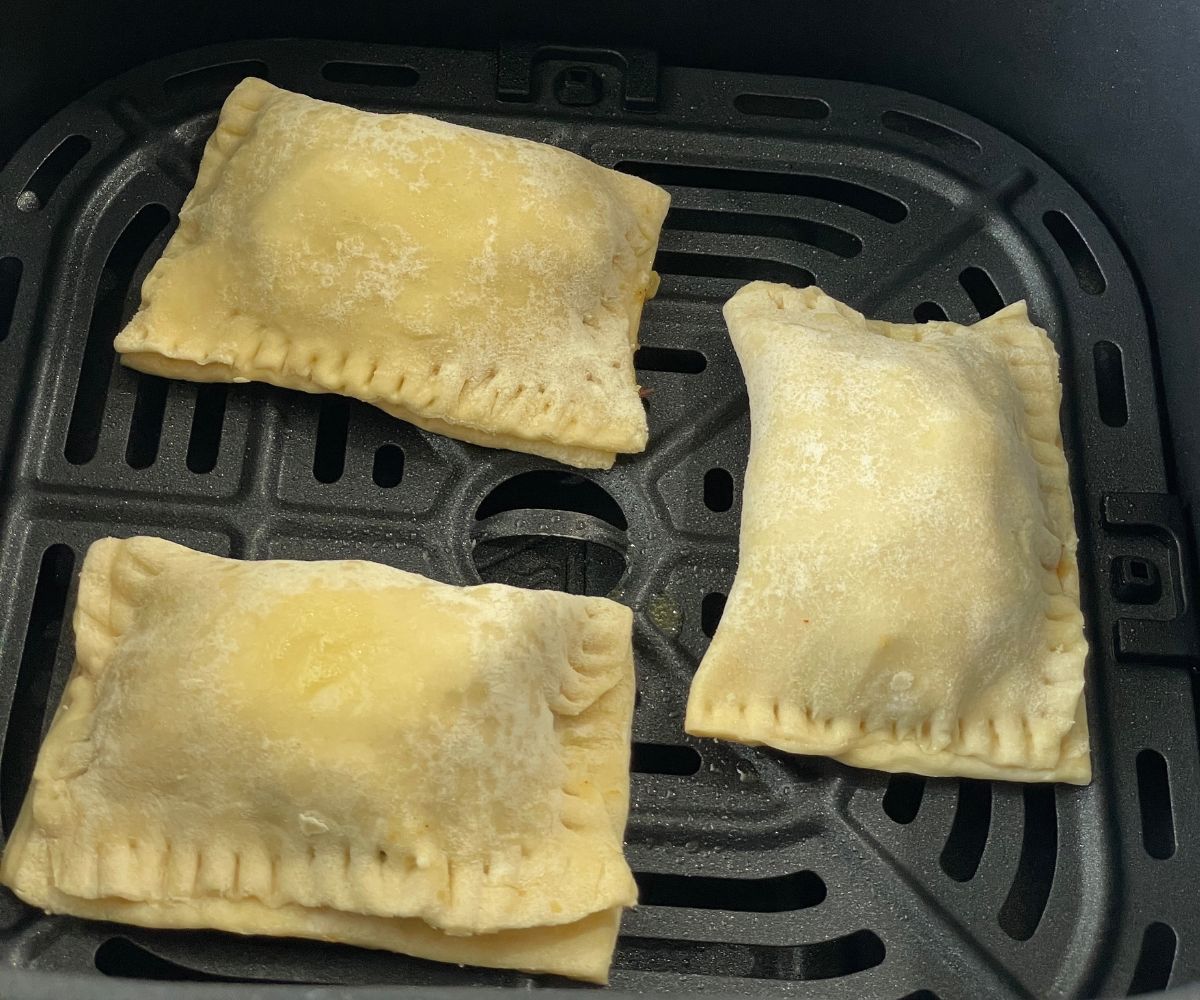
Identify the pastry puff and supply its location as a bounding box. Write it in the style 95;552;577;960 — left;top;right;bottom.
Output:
1;537;638;982
113;79;670;469
686;283;1090;784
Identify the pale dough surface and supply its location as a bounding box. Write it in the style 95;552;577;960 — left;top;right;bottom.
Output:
113;79;671;469
685;283;1090;784
1;537;638;982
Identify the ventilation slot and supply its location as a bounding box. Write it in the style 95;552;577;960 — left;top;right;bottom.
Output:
1;544;75;836
635;870;826;911
882;774;925;824
617;931;884;980
735;93;829;120
1043;210;1106;294
635;346;707;373
312;395;350;484
998;785;1057;940
913;301;948;323
373;444;405;488
958;267;1004;318
1128;922;1177;995
614;939;747;979
704;468;734;512
322;61;419;87
124;374;169;469
95;938;238;982
474;535;624;595
882;110;980;153
17;134;91;212
186;384;227;474
655;250;814;288
163;61;269;96
473;472;627;595
940;780;992;881
0;257;22;342
701;592;726;638
64;204;172;465
666;207;861;258
1093;340;1129;427
616;162;907;223
784;931;886;979
1136;749;1175;859
631;743;702;776
476;470;627;529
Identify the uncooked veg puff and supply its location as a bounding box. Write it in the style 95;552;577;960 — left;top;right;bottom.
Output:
686;283;1090;784
113;79;671;469
1;537;638;982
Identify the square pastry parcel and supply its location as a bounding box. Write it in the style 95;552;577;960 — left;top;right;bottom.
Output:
113;78;670;469
686;283;1090;784
1;537;638;982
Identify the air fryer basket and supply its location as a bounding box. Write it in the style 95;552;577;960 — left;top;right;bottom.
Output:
0;31;1197;1000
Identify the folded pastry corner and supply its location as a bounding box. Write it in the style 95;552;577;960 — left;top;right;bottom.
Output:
1;536;638;982
114;78;670;469
685;282;1090;784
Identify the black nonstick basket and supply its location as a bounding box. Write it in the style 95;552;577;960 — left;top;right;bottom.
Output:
1;6;1198;1000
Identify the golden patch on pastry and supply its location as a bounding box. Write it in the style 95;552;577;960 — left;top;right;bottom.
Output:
1;537;637;982
114;79;670;469
685;283;1090;784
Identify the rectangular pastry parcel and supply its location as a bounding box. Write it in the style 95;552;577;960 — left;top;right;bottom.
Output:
1;537;638;982
686;283;1090;784
114;79;670;469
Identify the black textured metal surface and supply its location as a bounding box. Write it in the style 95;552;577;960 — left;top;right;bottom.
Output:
0;38;1196;1000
